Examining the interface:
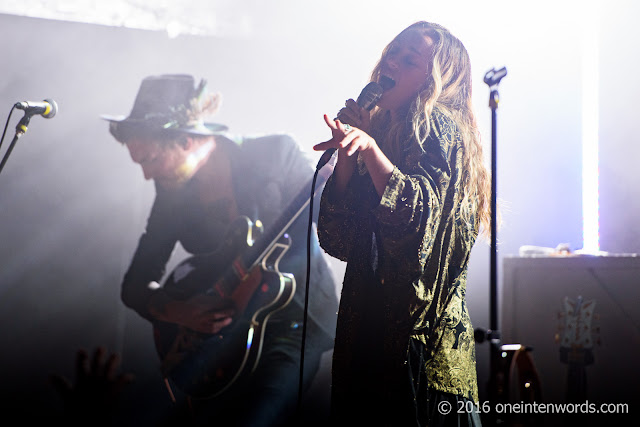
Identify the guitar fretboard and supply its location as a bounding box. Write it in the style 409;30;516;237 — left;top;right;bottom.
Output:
241;162;333;271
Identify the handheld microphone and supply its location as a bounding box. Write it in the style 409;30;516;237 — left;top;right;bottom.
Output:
336;82;383;123
14;99;58;119
317;82;384;170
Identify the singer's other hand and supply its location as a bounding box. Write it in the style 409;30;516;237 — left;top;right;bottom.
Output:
313;114;378;157
315;114;394;197
337;98;371;132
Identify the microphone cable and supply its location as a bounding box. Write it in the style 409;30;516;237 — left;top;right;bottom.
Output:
0;104;18;176
294;80;387;419
296;150;336;421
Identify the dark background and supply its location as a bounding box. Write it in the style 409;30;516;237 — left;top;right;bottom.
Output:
0;2;638;424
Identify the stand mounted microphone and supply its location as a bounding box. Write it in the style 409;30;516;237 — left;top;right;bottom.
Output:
484;67;507;87
14;99;58;119
14;99;58;135
0;99;59;176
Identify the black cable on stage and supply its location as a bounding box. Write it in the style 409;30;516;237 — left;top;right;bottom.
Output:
296;149;335;421
0;106;19;176
0;105;16;152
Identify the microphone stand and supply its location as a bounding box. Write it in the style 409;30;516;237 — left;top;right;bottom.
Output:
0;114;31;176
487;66;506;360
476;67;507;424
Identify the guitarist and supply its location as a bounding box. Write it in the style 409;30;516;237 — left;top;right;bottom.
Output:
102;74;339;426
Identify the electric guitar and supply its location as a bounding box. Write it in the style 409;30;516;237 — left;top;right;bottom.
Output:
153;159;334;399
557;295;599;402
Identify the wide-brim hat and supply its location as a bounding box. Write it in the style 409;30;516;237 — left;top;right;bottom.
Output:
101;74;228;141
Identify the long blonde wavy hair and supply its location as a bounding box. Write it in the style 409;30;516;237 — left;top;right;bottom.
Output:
370;21;491;235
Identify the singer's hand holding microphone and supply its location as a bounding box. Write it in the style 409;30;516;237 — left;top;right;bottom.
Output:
336;97;372;133
313;82;384;168
315;113;377;158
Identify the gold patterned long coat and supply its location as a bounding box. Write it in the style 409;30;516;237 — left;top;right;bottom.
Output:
318;109;480;424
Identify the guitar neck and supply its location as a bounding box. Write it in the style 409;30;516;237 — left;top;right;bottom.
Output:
242;162;333;270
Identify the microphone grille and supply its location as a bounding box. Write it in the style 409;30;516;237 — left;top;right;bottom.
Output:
356;82;383;111
43;99;58;119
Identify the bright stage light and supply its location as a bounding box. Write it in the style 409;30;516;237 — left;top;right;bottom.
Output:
581;0;600;253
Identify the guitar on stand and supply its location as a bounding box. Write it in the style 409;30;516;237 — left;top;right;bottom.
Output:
153;160;334;400
474;67;543;426
557;295;599;403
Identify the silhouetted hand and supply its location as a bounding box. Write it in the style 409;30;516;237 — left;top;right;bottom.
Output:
50;347;134;426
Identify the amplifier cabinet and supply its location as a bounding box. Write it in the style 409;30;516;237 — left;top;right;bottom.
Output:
502;255;640;407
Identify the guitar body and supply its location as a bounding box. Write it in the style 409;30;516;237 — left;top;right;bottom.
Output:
153;216;296;399
486;343;543;426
